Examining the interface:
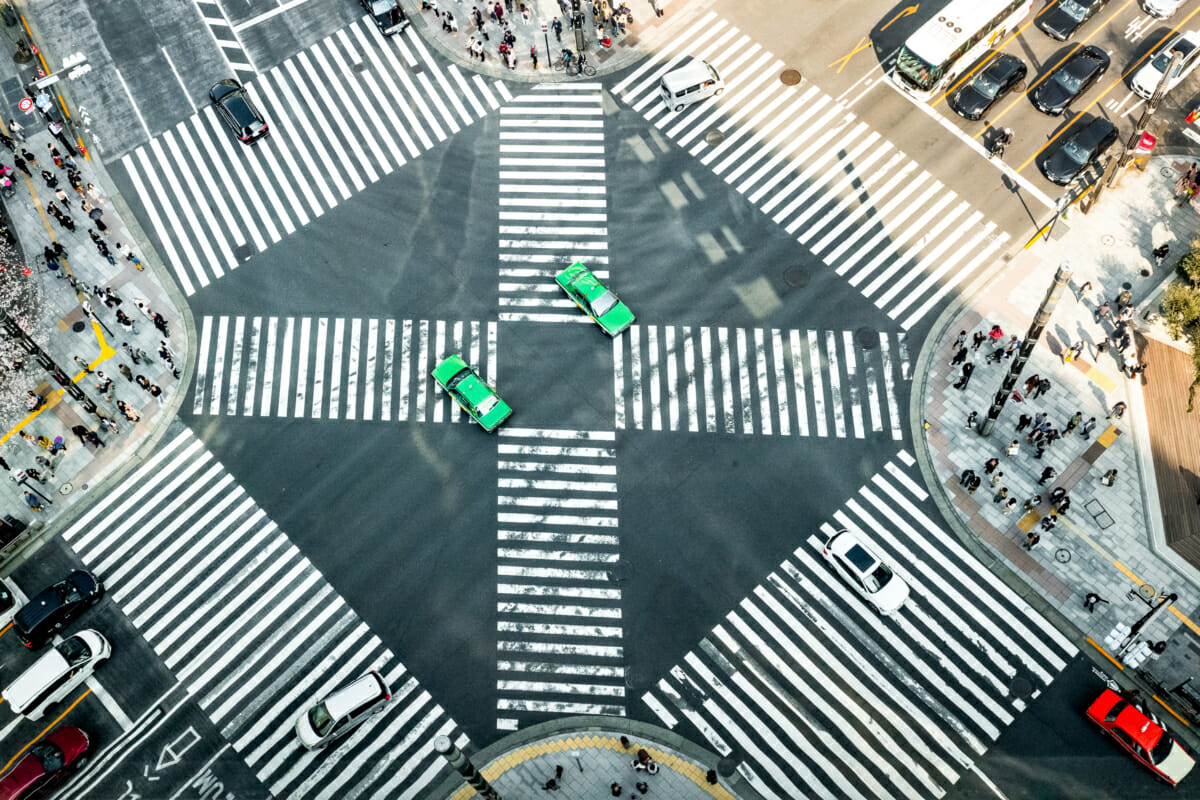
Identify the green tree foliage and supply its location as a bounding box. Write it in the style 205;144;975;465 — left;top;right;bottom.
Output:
1161;280;1200;412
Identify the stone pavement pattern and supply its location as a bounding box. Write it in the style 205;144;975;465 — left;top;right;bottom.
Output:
920;155;1200;719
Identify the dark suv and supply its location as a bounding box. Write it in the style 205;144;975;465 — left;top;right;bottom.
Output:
209;79;269;144
13;570;103;649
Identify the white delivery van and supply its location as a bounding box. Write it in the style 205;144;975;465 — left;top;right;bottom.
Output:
660;59;724;111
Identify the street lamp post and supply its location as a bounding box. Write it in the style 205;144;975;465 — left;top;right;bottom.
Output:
978;262;1074;437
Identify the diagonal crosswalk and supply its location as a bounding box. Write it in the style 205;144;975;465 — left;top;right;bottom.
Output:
614;325;909;439
498;84;611;323
59;427;465;800
612;12;1011;331
495;428;625;732
121;19;510;296
640;450;1077;800
191;315;499;423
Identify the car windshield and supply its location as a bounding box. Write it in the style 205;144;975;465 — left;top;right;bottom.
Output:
0;586;13;612
895;46;941;91
1055;68;1085;93
446;368;471;391
970;72;1001;100
56;580;83;604
868;563;895;592
1058;0;1088;21
307;703;335;737
369;0;393;10
1149;731;1175;764
31;742;65;773
477;396;500;416
1061;138;1091;164
57;636;92;667
592;290;618;317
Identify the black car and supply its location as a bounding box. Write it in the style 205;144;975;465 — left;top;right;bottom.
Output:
1036;0;1110;41
950;54;1028;121
1040;116;1118;185
13;569;104;648
360;0;409;35
209;79;269;144
1031;45;1110;115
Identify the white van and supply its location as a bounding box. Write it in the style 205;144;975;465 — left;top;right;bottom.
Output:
295;671;391;749
660;59;724;112
4;630;110;720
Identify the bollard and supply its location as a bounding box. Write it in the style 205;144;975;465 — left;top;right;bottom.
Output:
434;736;502;800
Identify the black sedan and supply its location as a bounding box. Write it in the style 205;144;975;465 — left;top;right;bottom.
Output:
12;569;104;648
1030;45;1110;115
1036;0;1110;42
360;0;410;35
1040;116;1118;185
950;54;1027;121
210;79;269;144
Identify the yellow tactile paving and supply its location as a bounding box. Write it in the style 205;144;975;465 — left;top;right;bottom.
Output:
1079;361;1118;393
446;735;738;800
1097;425;1119;448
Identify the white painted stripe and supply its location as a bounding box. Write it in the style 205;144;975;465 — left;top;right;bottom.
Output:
754;328;772;436
276;317;294;417
193;315;213;415
242;316;261;417
208;316;228;417
294;317;310;418
311;317;327;420
329;317;345;420
226;316;245;415
260;317;277;417
789;329;808;437
736;328;753;434
844;331;864;439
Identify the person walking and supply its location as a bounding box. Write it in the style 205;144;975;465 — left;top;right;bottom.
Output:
983;457;999;475
1080;417;1097;438
959;468;976;486
1102;469;1118;486
993;487;1009;503
971;330;986;350
8;118;25;142
1038;466;1057;485
1153;243;1170;267
1005;440;1020;457
1107;401;1126;420
1040;511;1059;531
988;324;1004;342
1024;531;1040;550
953;330;967;349
950;345;968;366
1035;378;1051;398
954;362;974;390
23;491;44;512
990;470;1005;486
1003;497;1018;514
94;372;114;401
1023;493;1042;511
965;410;978;429
966;474;982;495
12;154;28;176
1023;374;1041;395
1016;413;1033;432
985;345;1005;364
1064;412;1082;434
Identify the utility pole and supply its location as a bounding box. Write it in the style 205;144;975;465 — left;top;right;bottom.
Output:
435;736;502;800
1102;50;1180;194
978;262;1073;437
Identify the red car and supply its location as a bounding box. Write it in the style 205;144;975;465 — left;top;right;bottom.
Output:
1086;689;1195;786
0;726;89;799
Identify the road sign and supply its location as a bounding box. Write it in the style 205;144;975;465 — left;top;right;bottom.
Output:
35;92;50;110
17;97;32;112
1133;132;1157;154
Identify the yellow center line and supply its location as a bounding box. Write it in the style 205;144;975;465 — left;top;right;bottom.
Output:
0;688;92;774
1017;3;1200;173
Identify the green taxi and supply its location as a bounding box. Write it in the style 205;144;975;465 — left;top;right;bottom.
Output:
430;354;512;432
555;262;636;336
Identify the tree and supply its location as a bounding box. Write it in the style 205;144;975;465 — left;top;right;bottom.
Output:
1161;282;1200;412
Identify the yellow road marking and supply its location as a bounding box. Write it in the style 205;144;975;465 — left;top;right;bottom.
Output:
829;36;873;74
0;689;92;774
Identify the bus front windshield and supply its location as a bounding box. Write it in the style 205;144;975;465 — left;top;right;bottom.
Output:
895;46;943;92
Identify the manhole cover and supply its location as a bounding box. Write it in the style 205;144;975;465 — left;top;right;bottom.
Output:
783;265;809;288
72;321;85;332
1055;548;1071;563
705;129;725;146
1136;582;1156;600
57;482;73;495
1122;280;1133;290
352;62;367;73
1101;234;1115;246
1161;165;1177;178
717;756;739;777
1010;676;1034;700
855;327;879;350
412;64;424;74
780;69;802;86
234;243;254;261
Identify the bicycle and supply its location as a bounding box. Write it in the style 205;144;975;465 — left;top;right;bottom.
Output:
552;52;596;76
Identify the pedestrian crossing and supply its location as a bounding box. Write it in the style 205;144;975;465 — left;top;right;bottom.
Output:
59;426;466;800
612;12;1012;331
497;84;611;323
190;315;498;423
121;18;510;296
614;325;909;439
495;427;625;731
641;450;1078;800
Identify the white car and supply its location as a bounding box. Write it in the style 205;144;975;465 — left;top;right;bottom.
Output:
3;630;111;720
1131;29;1200;98
0;577;25;629
295;671;391;749
1143;0;1185;18
822;530;911;615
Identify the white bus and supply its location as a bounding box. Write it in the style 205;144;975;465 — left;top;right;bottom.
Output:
891;0;1035;102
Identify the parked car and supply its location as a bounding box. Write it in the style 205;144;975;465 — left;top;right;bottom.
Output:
1086;689;1195;785
950;54;1027;121
1039;116;1118;185
430;355;512;432
1131;29;1200;98
295;671;391;749
4;631;111;720
1036;0;1110;41
556;262;636;336
821;529;911;615
1031;45;1110;115
209;79;269;144
0;726;89;799
12;570;103;648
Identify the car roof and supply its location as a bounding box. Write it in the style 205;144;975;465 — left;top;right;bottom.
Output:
209;79;241;101
985;54;1023;78
324;672;387;717
1074;116;1116;146
828;530;879;573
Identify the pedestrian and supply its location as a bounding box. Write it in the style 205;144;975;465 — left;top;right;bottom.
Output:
26;391;44;411
94;372;114;401
1095;302;1112;322
118;363;133;382
1024;493;1042;511
1005;440;1020;457
73;355;92;373
20;147;36;167
135;375;151;391
542;778;559;791
1036;378;1051;398
552;16;562;39
1041;511;1058;531
988;324;1004;342
971;330;986;350
1004;335;1020;358
1016;413;1033;432
1024;531;1040;550
47;143;63;168
953;330;967;348
1080;417;1097;438
1102;468;1118;486
150;384;165;406
649;0;663;16
86;183;103;205
530;44;538;68
959;468;976;486
12;155;28;176
1024;374;1040;395
983;457;999;475
23;491;43;512
1049;486;1066;504
1064;412;1082;433
1038;466;1057;485
985;346;1005;364
1003;497;1018;515
950;345;968;366
965;410;978;429
1107;401;1126;420
117;400;141;422
636;783;649;794
990;470;1004;486
954;362;974;390
966;474;981;495
8;118;25;141
1153;243;1169;267
993;487;1008;503
1078;280;1093;302
1057;496;1071;515
611;784;622;797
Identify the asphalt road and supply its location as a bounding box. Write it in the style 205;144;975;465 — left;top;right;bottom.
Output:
12;0;1200;797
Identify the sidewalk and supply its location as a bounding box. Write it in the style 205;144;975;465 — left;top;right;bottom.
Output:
431;716;756;799
0;8;190;566
916;155;1200;731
